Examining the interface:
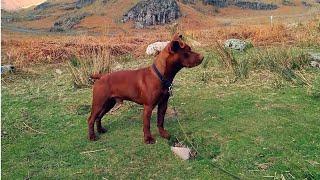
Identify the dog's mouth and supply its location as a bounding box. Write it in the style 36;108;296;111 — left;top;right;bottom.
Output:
185;58;203;68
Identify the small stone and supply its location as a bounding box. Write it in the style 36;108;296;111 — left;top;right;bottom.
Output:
257;163;270;170
310;61;320;68
1;130;8;138
171;146;191;160
1;65;15;74
55;69;63;75
50;13;90;32
287;23;299;29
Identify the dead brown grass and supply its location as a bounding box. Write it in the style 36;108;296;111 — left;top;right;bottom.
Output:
68;46;113;88
1;16;319;67
1;35;150;67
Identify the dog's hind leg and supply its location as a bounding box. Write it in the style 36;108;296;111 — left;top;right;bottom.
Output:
88;107;103;141
88;89;110;141
96;98;116;134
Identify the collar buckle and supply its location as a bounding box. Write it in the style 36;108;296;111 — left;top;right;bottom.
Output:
168;84;173;96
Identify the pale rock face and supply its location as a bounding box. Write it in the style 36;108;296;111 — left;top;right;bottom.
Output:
146;41;170;56
122;0;181;28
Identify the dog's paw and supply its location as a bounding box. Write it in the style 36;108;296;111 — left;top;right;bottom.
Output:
159;129;171;139
144;136;155;144
97;127;107;134
89;134;98;141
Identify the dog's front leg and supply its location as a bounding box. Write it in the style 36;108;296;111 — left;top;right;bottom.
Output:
143;105;155;144
157;95;170;139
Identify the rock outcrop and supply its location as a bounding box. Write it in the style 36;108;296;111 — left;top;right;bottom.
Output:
34;2;53;11
35;2;76;11
234;1;278;10
50;13;90;32
181;0;196;4
203;0;229;7
224;39;252;51
76;0;96;9
182;0;278;10
122;0;181;28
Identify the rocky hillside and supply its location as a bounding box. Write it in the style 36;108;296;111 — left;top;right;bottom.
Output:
183;0;278;9
1;0;319;33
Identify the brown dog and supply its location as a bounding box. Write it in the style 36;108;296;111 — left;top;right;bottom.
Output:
88;34;204;144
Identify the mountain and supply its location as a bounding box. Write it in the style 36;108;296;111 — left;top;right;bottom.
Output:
1;0;319;34
1;0;47;10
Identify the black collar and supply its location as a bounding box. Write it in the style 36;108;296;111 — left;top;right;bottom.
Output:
152;64;172;89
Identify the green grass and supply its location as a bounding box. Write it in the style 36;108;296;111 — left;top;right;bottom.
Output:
2;52;320;179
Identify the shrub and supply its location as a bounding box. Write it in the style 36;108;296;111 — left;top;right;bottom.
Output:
207;43;311;85
212;41;249;81
201;52;219;69
67;47;113;88
234;58;250;80
249;47;309;85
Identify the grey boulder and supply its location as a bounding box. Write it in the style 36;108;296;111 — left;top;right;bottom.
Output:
224;39;249;51
309;52;320;68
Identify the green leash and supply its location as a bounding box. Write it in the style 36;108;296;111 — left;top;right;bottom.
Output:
171;97;241;180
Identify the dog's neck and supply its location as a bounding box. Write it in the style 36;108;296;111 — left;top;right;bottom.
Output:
153;51;182;82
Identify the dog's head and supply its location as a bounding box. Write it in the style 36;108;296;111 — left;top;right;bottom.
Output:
165;33;204;68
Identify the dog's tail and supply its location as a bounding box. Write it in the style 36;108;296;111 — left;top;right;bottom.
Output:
90;73;103;80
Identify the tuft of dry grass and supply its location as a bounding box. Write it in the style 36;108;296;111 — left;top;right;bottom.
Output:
207;41;312;85
67;46;113;88
1;17;319;67
212;41;237;70
211;41;250;81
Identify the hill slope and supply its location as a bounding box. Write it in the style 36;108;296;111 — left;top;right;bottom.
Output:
1;0;319;35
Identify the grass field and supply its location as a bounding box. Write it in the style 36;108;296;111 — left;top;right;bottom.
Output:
1;1;320;179
2;46;320;179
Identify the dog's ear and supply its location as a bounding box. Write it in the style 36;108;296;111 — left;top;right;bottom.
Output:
168;40;185;54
